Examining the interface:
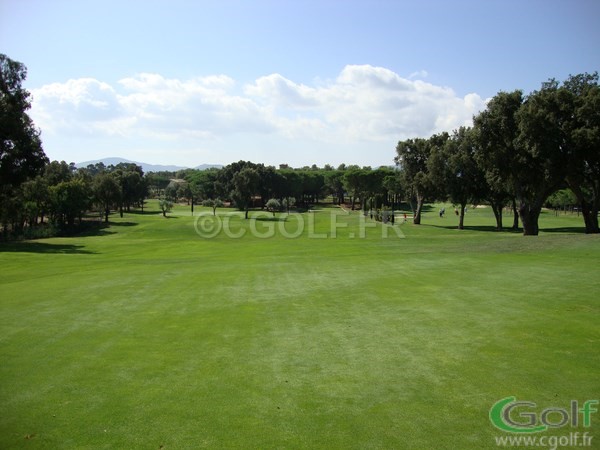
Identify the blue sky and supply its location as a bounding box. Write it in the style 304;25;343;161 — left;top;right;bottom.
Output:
1;0;599;168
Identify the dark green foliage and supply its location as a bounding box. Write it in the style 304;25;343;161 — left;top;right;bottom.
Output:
92;173;121;223
471;73;600;234
49;178;91;227
145;172;172;196
231;167;260;219
429;127;487;229
395;134;448;224
560;73;600;233
0;54;48;237
0;54;48;188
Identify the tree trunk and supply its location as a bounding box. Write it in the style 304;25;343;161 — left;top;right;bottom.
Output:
413;196;424;225
490;202;503;231
119;204;123;218
580;199;599;234
568;182;599;234
511;198;519;230
245;207;249;219
458;203;466;229
519;202;541;236
104;208;109;223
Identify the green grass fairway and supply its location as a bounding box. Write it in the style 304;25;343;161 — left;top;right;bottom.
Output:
1;203;598;449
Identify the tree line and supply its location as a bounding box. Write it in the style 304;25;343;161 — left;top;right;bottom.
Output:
396;72;599;235
1;158;148;238
176;162;401;219
1;52;598;238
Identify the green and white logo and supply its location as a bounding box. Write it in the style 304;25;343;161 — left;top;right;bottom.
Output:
490;396;598;434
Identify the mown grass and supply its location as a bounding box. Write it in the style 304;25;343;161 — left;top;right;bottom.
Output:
1;202;598;449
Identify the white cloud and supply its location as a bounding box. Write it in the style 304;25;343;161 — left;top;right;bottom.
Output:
409;69;429;79
244;74;318;108
30;78;123;134
336;65;414;91
30;65;486;165
243;65;485;142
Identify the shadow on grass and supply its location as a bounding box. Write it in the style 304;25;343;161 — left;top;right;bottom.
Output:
541;226;586;234
433;224;587;234
0;242;97;254
432;224;523;233
128;209;160;215
76;227;116;237
254;216;288;222
108;221;138;227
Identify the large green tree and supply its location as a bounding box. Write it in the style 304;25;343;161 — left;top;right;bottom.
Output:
279;170;303;206
560;73;600;233
0;54;47;188
513;83;575;235
474;90;556;235
472;94;522;231
429;127;486;229
186;169;220;202
395;134;448;224
49;178;91;227
231;167;259;219
93;173;121;223
110;163;145;216
382;171;403;210
324;170;345;205
342;167;364;210
0;54;48;235
117;165;146;213
21;176;49;225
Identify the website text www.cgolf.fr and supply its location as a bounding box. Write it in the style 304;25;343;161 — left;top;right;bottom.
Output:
490;397;597;449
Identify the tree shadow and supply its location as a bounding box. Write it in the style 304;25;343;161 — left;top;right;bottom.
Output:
432;224;523;233
0;242;97;254
76;227;116;237
540;227;586;234
128;209;160;215
254;216;288;222
108;221;138;227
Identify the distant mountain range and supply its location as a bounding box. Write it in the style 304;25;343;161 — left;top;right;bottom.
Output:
75;157;222;173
